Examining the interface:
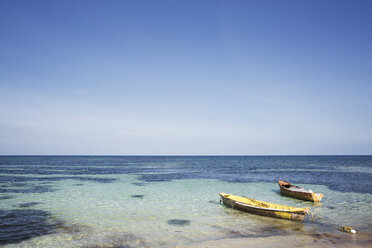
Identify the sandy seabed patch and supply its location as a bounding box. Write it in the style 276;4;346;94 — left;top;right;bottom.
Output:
179;234;372;248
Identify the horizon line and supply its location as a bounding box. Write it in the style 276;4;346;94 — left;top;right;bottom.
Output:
1;154;371;157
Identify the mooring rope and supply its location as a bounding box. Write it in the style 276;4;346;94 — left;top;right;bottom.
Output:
310;212;356;234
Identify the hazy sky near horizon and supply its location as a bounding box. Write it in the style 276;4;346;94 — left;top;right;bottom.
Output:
1;0;372;155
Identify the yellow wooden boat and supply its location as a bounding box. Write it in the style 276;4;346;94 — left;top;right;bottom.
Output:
219;193;310;221
278;180;324;202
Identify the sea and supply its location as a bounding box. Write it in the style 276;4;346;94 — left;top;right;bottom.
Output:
0;156;372;247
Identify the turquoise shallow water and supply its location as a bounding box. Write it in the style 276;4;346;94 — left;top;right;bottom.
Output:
0;156;372;247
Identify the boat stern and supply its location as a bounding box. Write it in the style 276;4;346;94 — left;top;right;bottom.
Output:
312;193;324;202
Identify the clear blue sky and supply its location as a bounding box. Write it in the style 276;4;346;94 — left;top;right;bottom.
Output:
1;0;371;155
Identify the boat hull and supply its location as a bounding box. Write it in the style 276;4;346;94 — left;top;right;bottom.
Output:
219;193;309;221
278;180;324;202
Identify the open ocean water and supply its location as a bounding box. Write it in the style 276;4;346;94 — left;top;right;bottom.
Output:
0;156;372;247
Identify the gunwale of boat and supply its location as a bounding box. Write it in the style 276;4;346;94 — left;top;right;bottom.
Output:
231;201;304;213
278;180;310;193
